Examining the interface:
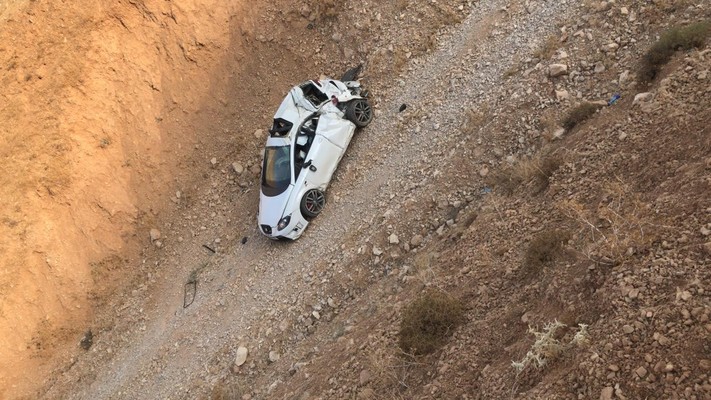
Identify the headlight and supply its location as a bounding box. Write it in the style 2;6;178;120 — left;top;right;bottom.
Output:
277;215;291;231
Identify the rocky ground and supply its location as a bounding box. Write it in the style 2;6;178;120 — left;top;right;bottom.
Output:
1;0;709;399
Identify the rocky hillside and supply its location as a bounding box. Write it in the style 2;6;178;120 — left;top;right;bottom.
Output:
1;0;708;399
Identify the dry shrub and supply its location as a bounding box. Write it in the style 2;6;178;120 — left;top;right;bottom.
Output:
312;0;338;20
639;21;711;83
559;182;662;263
512;320;589;372
521;230;570;278
462;105;490;135
399;291;465;355
489;154;562;195
210;378;245;400
562;103;602;131
533;35;559;60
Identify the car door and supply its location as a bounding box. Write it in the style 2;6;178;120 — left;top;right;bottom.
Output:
301;133;343;190
316;111;356;149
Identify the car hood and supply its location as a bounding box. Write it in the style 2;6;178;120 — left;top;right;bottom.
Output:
258;185;294;226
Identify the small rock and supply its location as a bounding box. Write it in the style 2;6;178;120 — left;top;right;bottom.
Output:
254;129;264;139
600;386;614;400
388;234;400;245
555;89;570;101
633;92;653;106
479;166;489;177
358;388;375;399
594;62;606;74
149;228;161;242
622;324;634;334
549;63;568;77
359;369;371;386
235;346;249;366
210;157;217;166
372;247;383;256
680;290;693;301
80;330;93;350
268;351;280;363
701;226;710;236
410;234;424;248
232;162;244;174
608;364;620;372
635;366;648;378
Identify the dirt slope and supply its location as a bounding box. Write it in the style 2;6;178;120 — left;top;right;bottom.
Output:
2;0;709;399
0;0;257;396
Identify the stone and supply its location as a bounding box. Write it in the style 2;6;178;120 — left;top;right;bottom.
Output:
372;247;383;256
232;162;244;174
358;388;375;399
619;70;631;85
210;157;217;166
594;62;606;74
149;228;161;242
633;92;653;106
479;166;489;177
622;324;634;334
555;89;570;101
359;369;371;385
388;234;400;245
701;226;710;236
549;63;568;77
235;346;249;366
254;129;264;139
600;386;614;400
410;234;424;247
268;351;280;363
635;366;648;378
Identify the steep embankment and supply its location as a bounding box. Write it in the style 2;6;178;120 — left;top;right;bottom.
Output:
0;0;253;397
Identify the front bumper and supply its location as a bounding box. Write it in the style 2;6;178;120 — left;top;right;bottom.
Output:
258;213;308;240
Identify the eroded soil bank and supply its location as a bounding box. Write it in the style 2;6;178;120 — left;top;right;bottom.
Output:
0;0;256;396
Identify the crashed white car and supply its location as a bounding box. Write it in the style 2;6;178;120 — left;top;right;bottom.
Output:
257;69;373;240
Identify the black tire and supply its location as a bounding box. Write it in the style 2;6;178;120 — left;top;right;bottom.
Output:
345;99;373;128
300;189;326;219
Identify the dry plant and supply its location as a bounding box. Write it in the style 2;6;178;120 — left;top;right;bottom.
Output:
488;153;562;195
559;181;662;264
399;290;465;355
533;35;559;60
367;349;429;398
311;0;338;20
521;230;571;278
462;105;490;135
639;20;711;83
562;102;602;131
512;320;589;372
210;378;246;400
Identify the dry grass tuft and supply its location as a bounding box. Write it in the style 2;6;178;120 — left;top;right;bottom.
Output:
399;290;465;355
489;153;562;195
210;378;246;400
533;35;559;60
312;0;338;20
562;103;602;131
639;21;711;83
522;230;571;278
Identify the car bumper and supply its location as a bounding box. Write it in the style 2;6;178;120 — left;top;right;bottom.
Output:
258;213;309;240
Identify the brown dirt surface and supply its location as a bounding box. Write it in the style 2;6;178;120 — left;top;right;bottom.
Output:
1;0;710;399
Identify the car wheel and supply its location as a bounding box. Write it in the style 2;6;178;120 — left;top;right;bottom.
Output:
301;189;326;219
345;99;373;128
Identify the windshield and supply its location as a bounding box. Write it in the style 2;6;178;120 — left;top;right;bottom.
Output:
261;146;292;197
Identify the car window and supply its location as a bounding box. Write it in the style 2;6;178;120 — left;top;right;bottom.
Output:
261;146;291;196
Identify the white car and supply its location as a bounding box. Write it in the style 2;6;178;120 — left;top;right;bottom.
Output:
257;68;373;240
